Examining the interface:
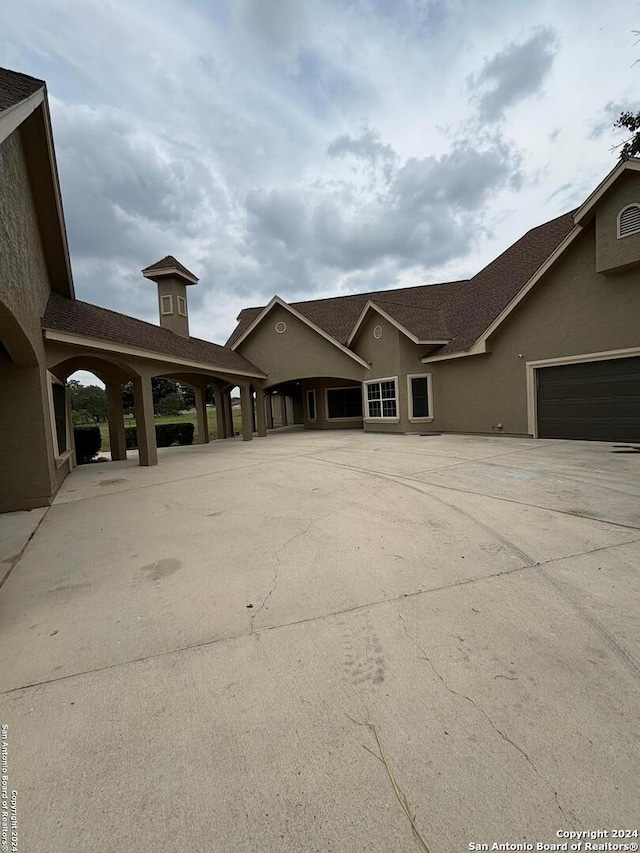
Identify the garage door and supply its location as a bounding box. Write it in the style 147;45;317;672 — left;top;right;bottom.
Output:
537;357;640;441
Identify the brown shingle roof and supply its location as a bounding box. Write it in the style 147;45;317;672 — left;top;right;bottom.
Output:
43;293;264;377
141;255;199;282
0;67;45;112
227;212;576;356
226;279;466;347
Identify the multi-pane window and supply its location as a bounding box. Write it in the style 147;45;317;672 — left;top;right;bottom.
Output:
366;379;397;419
326;387;362;419
306;389;316;421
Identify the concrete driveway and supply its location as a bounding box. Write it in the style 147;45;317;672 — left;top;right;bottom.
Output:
0;430;638;852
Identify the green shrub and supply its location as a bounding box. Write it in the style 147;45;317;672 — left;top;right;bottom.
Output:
124;422;195;449
74;426;102;464
156;392;184;416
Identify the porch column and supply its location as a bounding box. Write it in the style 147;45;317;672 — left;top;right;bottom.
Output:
66;384;77;466
213;385;226;439
265;391;274;430
255;385;267;437
226;392;235;437
106;382;127;461
132;376;158;466
240;384;253;441
194;387;210;444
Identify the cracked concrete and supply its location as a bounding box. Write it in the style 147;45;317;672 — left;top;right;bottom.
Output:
0;430;638;852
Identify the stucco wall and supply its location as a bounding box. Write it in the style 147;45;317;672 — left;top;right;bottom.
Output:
426;217;640;436
596;170;640;273
0;129;63;511
236;304;365;388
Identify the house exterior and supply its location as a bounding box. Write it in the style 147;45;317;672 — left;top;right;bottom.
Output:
0;68;267;514
1;64;639;515
228;168;640;443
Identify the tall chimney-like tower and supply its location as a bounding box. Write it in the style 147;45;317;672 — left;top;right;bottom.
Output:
141;255;199;338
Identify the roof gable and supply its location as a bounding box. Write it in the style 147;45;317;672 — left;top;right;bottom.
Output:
229;296;370;369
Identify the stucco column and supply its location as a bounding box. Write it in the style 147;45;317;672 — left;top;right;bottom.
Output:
66;384;77;466
132;376;158;466
194;387;209;444
213;385;226;439
240;384;253;441
226;391;235;437
265;391;274;430
106;382;127;461
255;385;267;437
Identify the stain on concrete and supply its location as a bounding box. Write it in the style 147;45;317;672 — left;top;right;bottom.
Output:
208;511;224;517
141;558;182;581
47;582;91;594
342;616;385;686
99;478;128;487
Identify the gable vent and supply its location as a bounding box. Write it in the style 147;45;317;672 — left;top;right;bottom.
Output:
618;203;640;238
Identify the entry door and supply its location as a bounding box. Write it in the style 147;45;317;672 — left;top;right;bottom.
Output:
537;357;640;441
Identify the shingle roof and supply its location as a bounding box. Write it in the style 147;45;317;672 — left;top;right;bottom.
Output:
141;255;199;283
43;293;265;377
227;212;576;356
226;279;466;348
0;67;45;112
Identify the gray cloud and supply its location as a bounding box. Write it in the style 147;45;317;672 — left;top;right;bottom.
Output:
469;27;558;122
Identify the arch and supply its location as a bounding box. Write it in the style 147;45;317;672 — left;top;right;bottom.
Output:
617;203;640;238
47;353;138;384
0;299;38;366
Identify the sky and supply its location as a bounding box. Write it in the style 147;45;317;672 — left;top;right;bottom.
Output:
2;0;639;388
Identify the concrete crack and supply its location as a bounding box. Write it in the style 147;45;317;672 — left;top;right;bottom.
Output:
393;604;577;828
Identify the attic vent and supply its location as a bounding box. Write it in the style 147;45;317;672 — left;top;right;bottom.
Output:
618;203;640;238
373;325;383;340
275;321;287;334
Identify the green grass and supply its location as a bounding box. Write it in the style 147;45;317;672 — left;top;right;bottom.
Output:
94;407;244;453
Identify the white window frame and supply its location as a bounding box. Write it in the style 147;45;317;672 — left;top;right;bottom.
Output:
407;373;434;423
46;372;73;466
324;385;363;421
363;376;399;422
177;295;187;317
617;203;640;239
306;389;317;422
160;294;174;315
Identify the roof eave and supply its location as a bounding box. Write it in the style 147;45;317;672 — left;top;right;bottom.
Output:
347;300;450;348
573;158;640;225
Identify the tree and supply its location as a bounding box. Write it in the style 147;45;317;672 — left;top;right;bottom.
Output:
69;381;107;424
121;378;188;415
156;392;184;416
614;110;640;160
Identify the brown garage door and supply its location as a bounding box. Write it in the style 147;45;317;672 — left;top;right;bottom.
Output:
537;357;640;441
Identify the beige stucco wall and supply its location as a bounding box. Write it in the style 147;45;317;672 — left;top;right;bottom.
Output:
426;215;640;436
0;128;66;511
596;170;640;273
156;278;190;337
236;304;365;388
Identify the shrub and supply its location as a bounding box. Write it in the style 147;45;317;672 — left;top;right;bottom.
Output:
124;422;195;449
156;392;184;416
74;426;102;464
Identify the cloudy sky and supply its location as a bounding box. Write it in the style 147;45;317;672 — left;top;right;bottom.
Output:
2;0;639;353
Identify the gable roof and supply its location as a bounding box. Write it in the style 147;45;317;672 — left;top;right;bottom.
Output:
227;211;575;359
0;67;44;111
227;280;466;348
229;296;370;369
142;255;199;284
0;67;74;299
43;293;265;378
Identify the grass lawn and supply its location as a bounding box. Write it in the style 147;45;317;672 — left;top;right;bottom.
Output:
94;407;244;453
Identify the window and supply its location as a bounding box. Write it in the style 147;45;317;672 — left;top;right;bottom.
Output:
306;389;316;421
618;203;640;238
326;387;362;419
365;378;398;420
160;295;174;315
407;373;433;421
51;381;68;455
177;295;187;317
